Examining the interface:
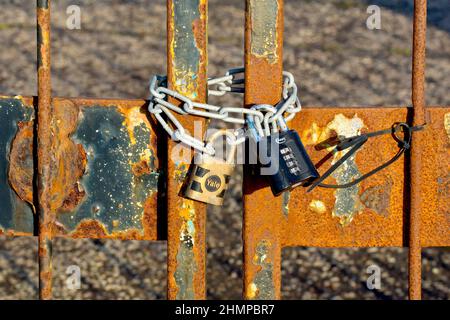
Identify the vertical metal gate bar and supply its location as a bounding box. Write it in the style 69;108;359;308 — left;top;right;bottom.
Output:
243;0;284;300
409;0;427;300
166;0;208;300
36;0;54;300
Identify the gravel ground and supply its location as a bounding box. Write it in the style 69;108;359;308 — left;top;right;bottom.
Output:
0;0;448;300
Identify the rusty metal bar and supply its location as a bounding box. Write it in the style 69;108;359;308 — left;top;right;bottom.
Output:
409;0;427;300
166;0;208;300
36;0;54;300
243;0;284;300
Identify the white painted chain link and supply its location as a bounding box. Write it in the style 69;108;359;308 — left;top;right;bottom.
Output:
148;67;302;155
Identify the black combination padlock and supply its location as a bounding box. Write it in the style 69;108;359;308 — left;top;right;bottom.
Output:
247;106;319;196
259;129;319;195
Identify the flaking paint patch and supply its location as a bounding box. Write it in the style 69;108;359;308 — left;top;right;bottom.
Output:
303;114;365;226
327;114;365;226
37;0;49;9
250;0;279;64
445;113;450;142
58;106;158;236
282;192;290;217
173;162;189;184
174;200;197;299
120;107;150;145
249;240;275;300
309;200;327;214
171;0;201;99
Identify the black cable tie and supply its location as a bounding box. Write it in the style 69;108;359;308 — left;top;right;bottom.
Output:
307;122;426;192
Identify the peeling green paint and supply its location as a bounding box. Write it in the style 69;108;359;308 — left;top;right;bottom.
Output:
37;0;49;9
250;240;275;300
171;0;201;99
250;0;279;64
174;235;196;299
57;106;158;234
0;98;34;234
174;201;197;299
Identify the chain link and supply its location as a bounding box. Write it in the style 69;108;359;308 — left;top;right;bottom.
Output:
148;67;302;155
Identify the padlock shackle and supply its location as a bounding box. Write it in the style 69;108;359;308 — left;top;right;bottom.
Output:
204;129;237;164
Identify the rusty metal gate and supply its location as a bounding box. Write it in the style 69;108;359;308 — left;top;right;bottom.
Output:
0;0;448;300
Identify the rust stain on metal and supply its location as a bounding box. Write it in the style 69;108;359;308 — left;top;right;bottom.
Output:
360;177;393;217
68;219;151;240
49;99;87;213
247;240;275;300
249;0;279;64
8;121;35;208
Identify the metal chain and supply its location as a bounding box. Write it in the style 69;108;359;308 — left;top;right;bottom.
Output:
148;67;302;155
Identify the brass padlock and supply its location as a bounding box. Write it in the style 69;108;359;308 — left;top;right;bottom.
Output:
181;130;236;206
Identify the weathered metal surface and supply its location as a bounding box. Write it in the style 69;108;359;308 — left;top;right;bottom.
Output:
249;0;279;64
37;0;54;300
2;101;447;247
0;97;35;236
246;240;276;299
0;97;160;240
243;0;284;300
244;0;283;105
409;0;427;300
53;99;159;240
167;0;208;300
279;107;449;248
0;0;444;302
326;114;365;226
419;108;450;248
